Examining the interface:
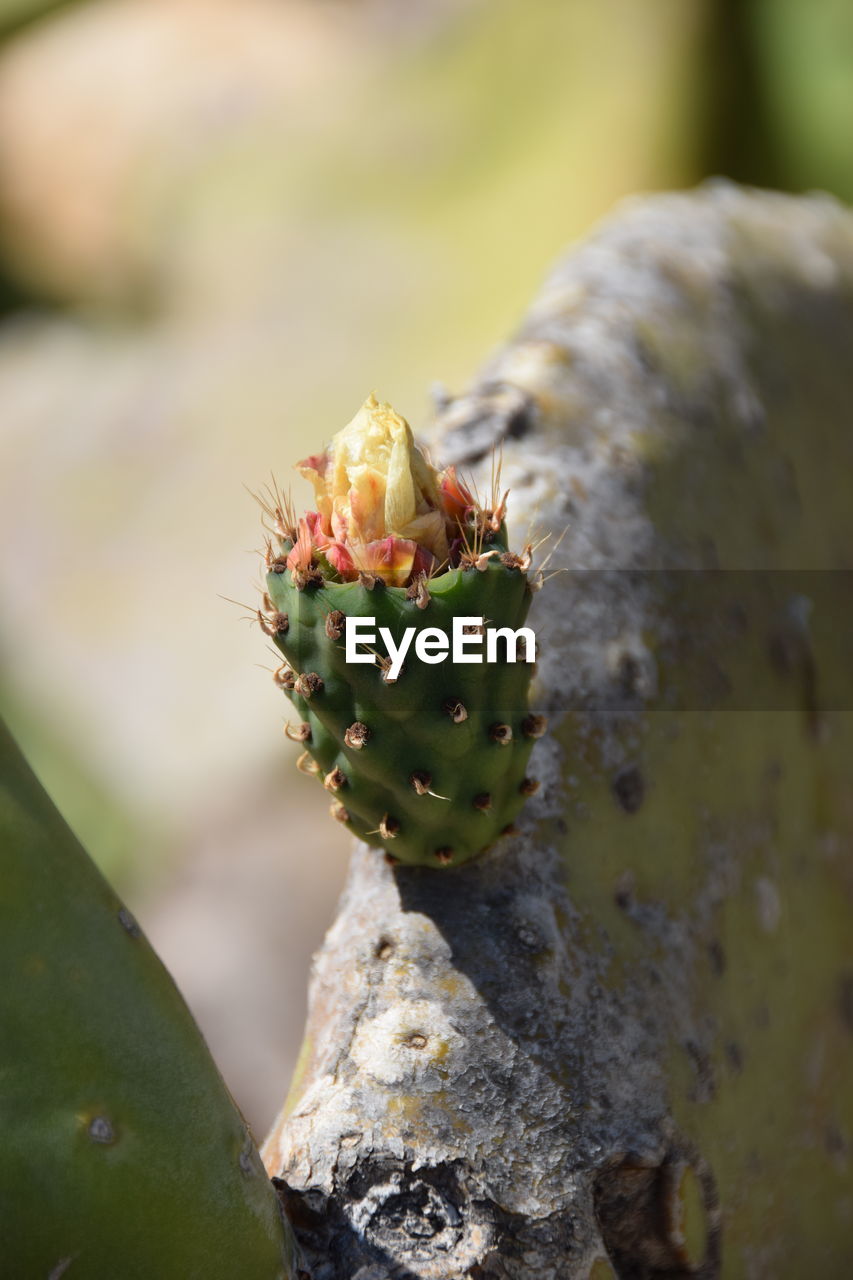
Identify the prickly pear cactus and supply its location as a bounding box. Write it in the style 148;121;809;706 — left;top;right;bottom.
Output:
0;719;295;1279
259;395;546;867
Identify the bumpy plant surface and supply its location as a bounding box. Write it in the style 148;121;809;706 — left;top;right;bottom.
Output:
258;396;546;867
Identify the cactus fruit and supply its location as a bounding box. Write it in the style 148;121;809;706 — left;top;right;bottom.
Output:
260;395;545;867
0;719;295;1279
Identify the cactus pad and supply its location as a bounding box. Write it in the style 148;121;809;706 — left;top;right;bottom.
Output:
0;720;295;1279
259;396;545;867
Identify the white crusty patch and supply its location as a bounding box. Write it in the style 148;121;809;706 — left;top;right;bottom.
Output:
350;998;465;1086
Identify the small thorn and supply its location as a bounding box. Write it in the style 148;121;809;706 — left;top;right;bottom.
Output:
294;671;324;698
269;559;288;575
500;549;532;572
522;713;548;739
344;721;371;750
490;722;513;746
443;697;468;724
407;769;449;800
325;609;345;641
379;814;400;840
405;574;431;609
474;550;498;571
472;792;492;812
519;776;540;796
330;802;350;824
250;476;298;543
285;721;311;743
458;519;500;569
434;847;454;865
297;751;320;775
273;663;296;690
500;823;520;837
358;571;378;590
291;563;324;591
323;767;347;792
298;569;322;591
258;609;289;638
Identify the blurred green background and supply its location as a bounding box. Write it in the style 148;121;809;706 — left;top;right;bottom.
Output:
1;0;852;1134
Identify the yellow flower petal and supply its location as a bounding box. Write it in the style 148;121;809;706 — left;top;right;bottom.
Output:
295;394;453;580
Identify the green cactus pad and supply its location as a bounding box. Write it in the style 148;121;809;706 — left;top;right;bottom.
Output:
0;720;295;1279
266;554;543;867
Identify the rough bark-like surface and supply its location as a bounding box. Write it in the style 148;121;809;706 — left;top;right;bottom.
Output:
263;184;853;1278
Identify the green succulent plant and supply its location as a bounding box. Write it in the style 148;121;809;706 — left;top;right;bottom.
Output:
259;395;546;868
0;719;296;1280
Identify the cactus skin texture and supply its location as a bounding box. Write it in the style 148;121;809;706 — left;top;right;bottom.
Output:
261;396;544;867
267;557;540;867
0;719;295;1280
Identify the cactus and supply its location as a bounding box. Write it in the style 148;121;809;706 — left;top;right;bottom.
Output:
261;189;853;1278
260;394;545;867
7;184;852;1279
0;719;295;1279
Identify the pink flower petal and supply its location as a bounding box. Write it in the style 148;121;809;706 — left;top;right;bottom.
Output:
305;510;331;548
325;542;357;579
440;466;476;525
359;536;418;585
286;517;315;572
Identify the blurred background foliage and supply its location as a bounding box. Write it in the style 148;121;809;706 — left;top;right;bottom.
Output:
1;0;852;1132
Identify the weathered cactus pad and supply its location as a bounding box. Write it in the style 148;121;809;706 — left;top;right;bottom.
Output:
0;720;295;1279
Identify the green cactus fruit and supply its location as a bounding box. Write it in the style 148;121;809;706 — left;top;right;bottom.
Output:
259;395;546;868
0;719;296;1280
